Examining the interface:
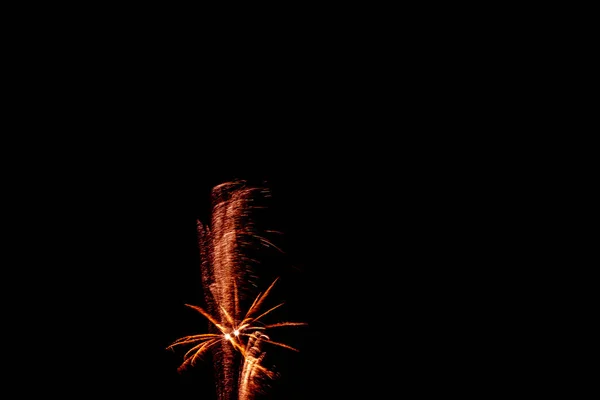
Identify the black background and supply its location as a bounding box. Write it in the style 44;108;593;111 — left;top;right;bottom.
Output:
5;5;562;396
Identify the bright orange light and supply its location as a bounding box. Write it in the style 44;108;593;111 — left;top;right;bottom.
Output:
167;180;307;400
167;278;307;373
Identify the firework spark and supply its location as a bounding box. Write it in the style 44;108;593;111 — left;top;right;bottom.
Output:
167;278;306;372
168;180;306;400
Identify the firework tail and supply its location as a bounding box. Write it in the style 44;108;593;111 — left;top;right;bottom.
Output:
200;180;264;400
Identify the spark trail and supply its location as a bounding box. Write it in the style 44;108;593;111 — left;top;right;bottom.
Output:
168;180;306;400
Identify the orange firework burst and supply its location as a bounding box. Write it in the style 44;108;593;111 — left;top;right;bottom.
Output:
167;180;306;400
167;278;307;374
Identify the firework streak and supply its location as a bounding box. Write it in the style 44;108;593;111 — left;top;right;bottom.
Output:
167;180;306;400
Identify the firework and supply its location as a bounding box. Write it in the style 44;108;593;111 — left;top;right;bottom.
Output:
168;180;306;400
